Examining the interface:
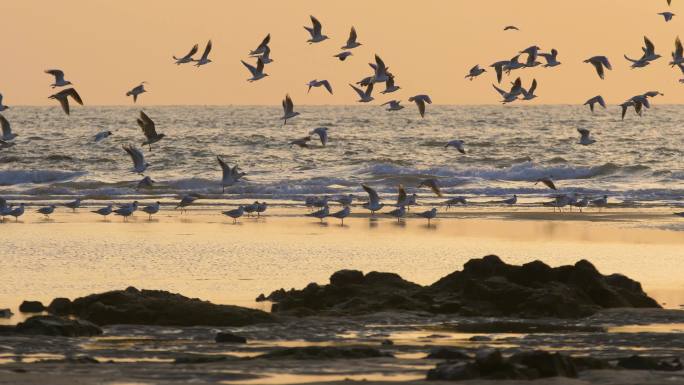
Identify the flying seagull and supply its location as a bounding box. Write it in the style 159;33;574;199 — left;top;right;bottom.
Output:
304;15;329;43
418;179;443;197
341;26;361;49
504;25;519;31
670;37;684;67
194;40;213;67
521;79;538;101
490;60;510;83
350;83;374;102
659;11;675;21
492;77;523;103
334;51;353;61
257;45;274;64
126;82;147;103
371;55;389;83
584;95;606;112
310;127;328;146
381;74;400;93
307;79;333;94
123;144;149;174
539;49;561;67
249;34;271;56
382;100;404;111
578;128;596;146
445;139;466;154
465;65;486;80
281;94;300;125
173;43;199;65
0;114;17;141
625;36;660;68
48;88;83;115
94;130;113;142
217;156;246;192
137;111;165;150
0;94;7;111
408;94;432;118
242;57;268;82
45;69;72;88
535;177;557;190
584;56;612;79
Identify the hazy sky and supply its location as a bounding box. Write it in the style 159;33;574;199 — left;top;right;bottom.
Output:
1;0;681;105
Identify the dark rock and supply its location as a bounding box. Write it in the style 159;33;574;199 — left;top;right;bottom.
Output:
571;356;612;371
475;349;505;372
0;308;12;318
59;287;275;326
426;347;470;360
47;298;72;315
509;350;578;378
448;321;604;334
15;315;102;337
19;301;45;313
215;332;247;344
330;269;364;286
256;346;393;360
427;361;479;381
468;335;492;342
255;293;267;302
174;354;234;364
618;355;683;371
38;355;99;364
381;339;393;346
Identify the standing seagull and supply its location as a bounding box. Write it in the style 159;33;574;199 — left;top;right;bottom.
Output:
217;156;246;192
173;43;199;65
36;205;57;219
48;88;83;115
0;94;7;111
64;198;81;212
330;206;350;225
307;206;329;222
304;16;329;43
416;208;438;225
659;11;675;21
382;100;404;111
142;202;160;220
137;111;165;150
386;206;406;222
341;26;361;49
578;128;596;146
584;95;606;113
242;57;268;82
126;82;147;103
194;40;213;67
45;69;72;88
281;94;300;125
175;195;198;214
91;204;113;220
445;140;466;154
310;127;328;146
123;145;149;174
350;83;374;103
307;79;333;94
223;206;245;223
362;184;384;215
584;56;612;79
0;114;17;141
465;65;486;80
249;34;271;56
408;95;432;118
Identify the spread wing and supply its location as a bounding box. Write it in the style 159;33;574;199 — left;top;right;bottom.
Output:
349;84;365;98
200;40;212;60
0;114;10;137
311;15;322;35
45;69;65;83
124;145;144;169
347;26;357;44
65;88;83;105
320;80;333;94
362;184;380;205
137;111;157;139
241;60;258;76
397;185;407;205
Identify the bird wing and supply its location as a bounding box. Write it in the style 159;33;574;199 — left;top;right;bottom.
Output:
181;44;199;60
597;96;606;108
200;40;212;60
349;84;365;98
397;185;407;205
577;128;590;138
256;57;265;74
310;15;323;35
285;95;294;114
374;55;386;72
364;82;374;97
592;61;605;79
0;114;10;137
124;145;144;168
676;37;683;58
259;34;271;49
644;36;655;55
45;69;65;83
600;56;612;70
362;184;380;205
348;26;357;45
416;99;426;117
64;88;83;105
138;111;157;138
320;80;333;94
217;156;231;178
55;95;71;115
241;60;258;77
528;79;537;94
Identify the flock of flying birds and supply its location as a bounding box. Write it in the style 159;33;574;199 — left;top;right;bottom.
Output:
1;4;684;224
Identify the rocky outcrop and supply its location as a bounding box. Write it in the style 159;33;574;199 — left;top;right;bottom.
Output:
47;297;73;315
0;308;12;318
19;300;45;313
58;287;275;326
215;332;247;343
14;315;102;337
256;346;393;360
262;256;660;318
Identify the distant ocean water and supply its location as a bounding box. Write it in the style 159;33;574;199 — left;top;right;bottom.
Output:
0;105;682;205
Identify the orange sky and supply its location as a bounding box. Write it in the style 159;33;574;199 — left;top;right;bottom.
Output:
1;0;681;105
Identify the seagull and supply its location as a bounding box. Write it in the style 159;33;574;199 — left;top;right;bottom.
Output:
118;201;139;211
223;206;245;223
418;179;443;197
465;65;486;80
242;57;268;82
335;194;354;207
217;156;246;192
249;34;271;56
289;136;311;148
574;197;589;212
114;206;135;221
584;56;612;79
48;88;83;115
504;55;525;73
671;37;684;66
592;195;609;211
535;177;557;190
123;144;149;174
194;40;213;67
584;96;606;113
539;49;561;67
281;94;300;125
94;130;113;142
256;201;268;217
490;60;510;83
310;127;328;146
244;201;259;217
371;55;389;83
492;78;522;104
329;206;350;225
578;128;596;146
659;11;675;21
386;206;406;222
307;79;333;94
91;204;113;220
138;111;165;150
142;201;160;220
416;208;437;225
304;15;329;43
0;114;17;141
334;51;353;61
382;100;404;111
625;37;661;68
408;95;432;118
380;75;400;94
306;205;329;223
350;83;374;103
126;82;147;103
173;43;199;65
341;26;361;49
444;197;467;209
137;176;155;190
501;195;518;205
257;45;274;64
504;25;519;31
36;205;57;218
396;185;417;209
45;69;72;88
362;184;384;215
521;79;538;101
619;100;638;120
64;198;81;212
520;45;541;65
8;203;25;221
445;139;466;154
176;195;198;214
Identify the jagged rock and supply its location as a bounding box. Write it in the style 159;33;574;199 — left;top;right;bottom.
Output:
509;350;578;378
15;315;102;337
57;287;275;326
47;298;72;315
256;346;393;360
215;332;247;343
0;308;12;318
618;355;683;371
426;347;470;360
19;301;45;313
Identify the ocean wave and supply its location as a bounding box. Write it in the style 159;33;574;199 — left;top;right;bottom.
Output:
0;170;87;186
